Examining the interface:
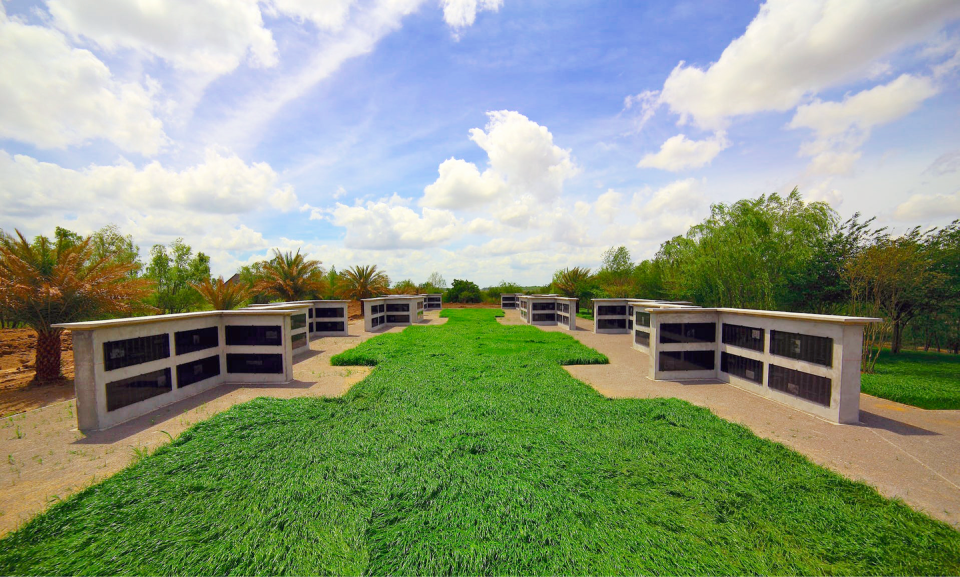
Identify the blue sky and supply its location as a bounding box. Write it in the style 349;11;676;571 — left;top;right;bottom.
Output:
1;0;959;286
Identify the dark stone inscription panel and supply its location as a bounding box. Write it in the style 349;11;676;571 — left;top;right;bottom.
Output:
768;364;831;406
176;355;221;389
106;368;172;411
226;353;283;374
314;307;345;318
225;325;282;347
722;324;765;352
174;327;219;356
720;352;763;384
103;334;170;372
770;330;833;367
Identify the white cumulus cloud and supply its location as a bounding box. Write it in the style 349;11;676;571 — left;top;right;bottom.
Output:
330;195;464;249
893;190;960;221
421;158;505;209
659;0;960;130
440;0;503;33
789;74;938;175
47;0;279;75
638;132;729;172
0;7;166;154
422;110;578;214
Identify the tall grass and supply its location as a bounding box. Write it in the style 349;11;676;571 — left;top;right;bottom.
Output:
0;310;957;575
861;349;960;409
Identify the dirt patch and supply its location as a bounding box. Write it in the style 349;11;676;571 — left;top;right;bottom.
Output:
0;329;75;418
347;300;362;320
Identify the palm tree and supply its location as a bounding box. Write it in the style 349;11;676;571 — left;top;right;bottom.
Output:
193;276;250;310
391;279;418;295
0;230;152;382
339;265;390;316
253;249;326;302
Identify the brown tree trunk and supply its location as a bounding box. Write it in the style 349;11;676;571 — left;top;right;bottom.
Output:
35;330;63;382
891;320;902;354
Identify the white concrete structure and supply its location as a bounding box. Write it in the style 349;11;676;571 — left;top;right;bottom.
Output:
244;303;312;357
54;310;297;432
593;298;693;334
500;293;519;310
249;300;349;338
638;306;878;424
422;293;442;311
363;296;425;332
518;295;578;330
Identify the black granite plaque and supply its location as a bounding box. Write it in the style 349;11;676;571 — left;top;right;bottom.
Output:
226;353;283;374
722;324;765;352
106;368;172;411
770;330;833;367
225;325;282;346
174;326;218;356
176;355;220;388
103;334;170;372
720;352;763;384
768;364;831;406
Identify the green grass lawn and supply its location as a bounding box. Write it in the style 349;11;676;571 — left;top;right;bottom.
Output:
576;307;593;320
1;310;959;575
861;349;960;410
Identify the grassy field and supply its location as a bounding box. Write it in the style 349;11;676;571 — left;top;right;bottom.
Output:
861;349;960;410
1;310;959;575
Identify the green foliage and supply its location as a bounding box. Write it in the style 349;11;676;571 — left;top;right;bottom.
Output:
425;271;447;290
483;281;524;301
391;279;418;295
445;278;482;303
596;246;635;297
253;249;326;302
550;267;596;309
656;189;836;309
144;239;210;314
339;264;390;303
2;310;958;575
861;350;960;410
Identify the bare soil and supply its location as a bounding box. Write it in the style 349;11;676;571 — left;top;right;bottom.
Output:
0;329;75;418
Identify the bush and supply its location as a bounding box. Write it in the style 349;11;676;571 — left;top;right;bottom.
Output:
446;279;482;303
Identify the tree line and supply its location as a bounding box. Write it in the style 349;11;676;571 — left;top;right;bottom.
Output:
546;189;960;360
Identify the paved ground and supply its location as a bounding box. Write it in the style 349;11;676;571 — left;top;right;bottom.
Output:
505;311;960;528
2;310;958;536
0;315;447;537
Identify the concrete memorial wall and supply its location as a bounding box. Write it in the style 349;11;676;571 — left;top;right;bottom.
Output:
362;296;425;332
517;295;578;331
55;310;297;432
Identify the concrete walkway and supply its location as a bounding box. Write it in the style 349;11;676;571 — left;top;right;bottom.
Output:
515;311;960;528
0;315;447;537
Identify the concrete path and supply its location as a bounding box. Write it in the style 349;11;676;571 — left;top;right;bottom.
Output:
0;315;446;537
517;311;960;528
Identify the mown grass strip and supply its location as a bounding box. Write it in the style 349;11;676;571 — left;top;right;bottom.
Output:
861;349;960;410
0;309;958;575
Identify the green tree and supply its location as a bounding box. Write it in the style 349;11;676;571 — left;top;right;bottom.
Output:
0;230;152;381
89;225;142;276
484;281;524;301
392;279;418;295
597;246;635;297
254;249;326;302
551;267;596;302
193;276;250;310
655;189;835;309
426;272;447;290
145;239;211;314
446;279;482;303
339;265;390;316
